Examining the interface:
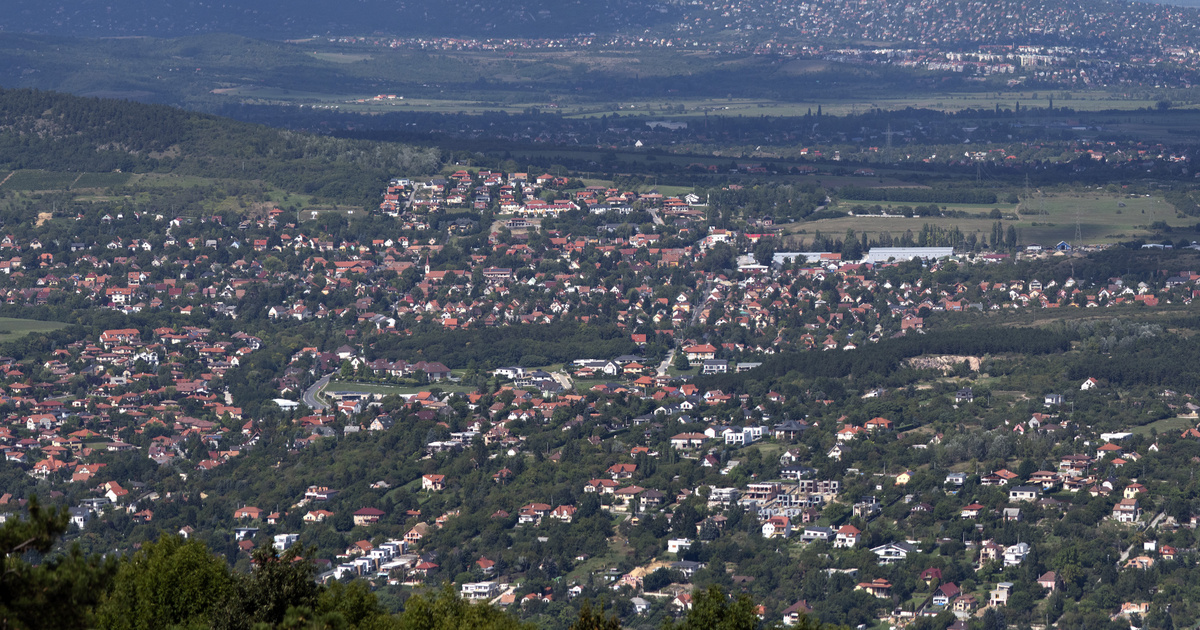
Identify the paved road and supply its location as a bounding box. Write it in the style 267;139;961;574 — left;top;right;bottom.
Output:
1117;511;1164;564
648;208;665;226
551;371;574;392
658;350;674;377
690;279;714;327
1119;540;1135;564
302;373;332;410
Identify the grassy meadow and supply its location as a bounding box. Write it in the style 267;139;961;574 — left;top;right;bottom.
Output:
792;191;1197;246
0;317;68;342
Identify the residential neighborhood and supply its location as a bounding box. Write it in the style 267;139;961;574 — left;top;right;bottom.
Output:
0;167;1196;630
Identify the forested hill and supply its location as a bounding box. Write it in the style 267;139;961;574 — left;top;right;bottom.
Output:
0;88;440;205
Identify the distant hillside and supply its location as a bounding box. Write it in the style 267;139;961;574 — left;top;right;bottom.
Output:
0;88;440;205
1;0;1197;48
0;0;674;39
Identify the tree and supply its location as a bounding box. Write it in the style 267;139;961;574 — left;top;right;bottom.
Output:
216;544;321;629
396;584;532;630
314;579;389;628
643;568;679;593
662;585;763;630
97;535;237;630
0;495;116;630
674;351;692;372
570;600;622;630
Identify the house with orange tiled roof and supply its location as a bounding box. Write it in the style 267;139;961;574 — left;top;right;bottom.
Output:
303;509;334;523
834;525;861;548
864;417;893;431
855;579;892;598
234;506;262;520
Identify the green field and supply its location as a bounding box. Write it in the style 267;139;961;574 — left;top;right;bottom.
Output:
1;170;79;191
0;317;68;342
1;171;344;217
71;172;134;189
308;52;374;64
299;206;368;222
321;379;477;397
1131;416;1195;437
214;82;1187;120
127;173;221;188
0;170;133;191
793;192;1197;246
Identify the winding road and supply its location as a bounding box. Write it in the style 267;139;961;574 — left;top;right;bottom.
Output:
302;373;332;411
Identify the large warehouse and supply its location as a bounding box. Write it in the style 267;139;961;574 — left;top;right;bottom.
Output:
863;247;955;264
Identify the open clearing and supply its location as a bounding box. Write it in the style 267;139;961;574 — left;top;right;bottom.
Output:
0;317;68;342
309;52;374;63
791;192;1197;245
321;380;477;397
0;170;79;191
0;171;336;216
1132;416;1195;437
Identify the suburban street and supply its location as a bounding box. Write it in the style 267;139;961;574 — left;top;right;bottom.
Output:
302;373;332;410
657;350;674;377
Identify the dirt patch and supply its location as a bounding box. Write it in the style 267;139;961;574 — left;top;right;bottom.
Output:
35;212;52;227
904;355;982;372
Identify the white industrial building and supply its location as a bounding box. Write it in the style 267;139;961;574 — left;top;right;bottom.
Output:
863;247;955;264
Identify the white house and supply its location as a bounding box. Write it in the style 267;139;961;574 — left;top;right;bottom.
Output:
274;533;299;551
461;582;500;600
990;583;1013;607
1003;542;1031;566
1008;486;1040;502
834;525;861;548
761;516;792;539
871;541;917;565
670;433;707;449
800;526;833;543
667;538;693;554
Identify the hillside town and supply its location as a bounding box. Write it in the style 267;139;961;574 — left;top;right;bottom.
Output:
0;165;1196;629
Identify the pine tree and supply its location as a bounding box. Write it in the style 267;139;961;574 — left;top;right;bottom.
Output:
0;495;115;630
570;600;621;630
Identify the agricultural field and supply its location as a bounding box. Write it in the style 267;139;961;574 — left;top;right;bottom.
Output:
0;317;68;342
256;92;1180;120
794;192;1199;246
307;52;374;64
0;170;79;191
71;172;133;189
0;171;351;218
